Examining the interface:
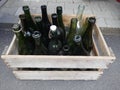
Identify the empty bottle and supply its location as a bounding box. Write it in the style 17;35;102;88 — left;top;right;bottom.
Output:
51;13;65;45
67;18;78;46
48;25;62;55
41;5;51;48
22;5;37;33
82;17;96;53
32;31;48;55
12;24;28;55
72;35;89;55
56;6;66;41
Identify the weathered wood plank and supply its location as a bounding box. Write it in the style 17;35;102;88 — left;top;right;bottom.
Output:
13;71;103;80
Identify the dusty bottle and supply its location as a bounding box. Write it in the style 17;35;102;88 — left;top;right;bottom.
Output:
32;31;48;55
67;18;78;46
12;24;28;55
72;35;89;55
51;13;65;45
41;5;51;48
22;5;37;33
48;25;62;55
82;17;96;53
56;6;66;41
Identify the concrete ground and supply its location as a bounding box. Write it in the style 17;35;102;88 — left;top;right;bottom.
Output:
0;0;120;90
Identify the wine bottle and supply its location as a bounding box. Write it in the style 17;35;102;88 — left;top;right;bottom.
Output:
82;17;96;53
41;5;51;48
22;5;37;33
67;18;77;46
34;16;43;33
56;6;66;42
12;24;28;55
73;35;89;55
48;25;62;55
51;13;65;45
32;31;48;55
19;14;35;55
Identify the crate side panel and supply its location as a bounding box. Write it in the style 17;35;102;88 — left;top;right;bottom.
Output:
13;71;103;80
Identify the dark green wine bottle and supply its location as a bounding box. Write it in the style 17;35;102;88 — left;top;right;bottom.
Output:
56;6;66;42
51;13;65;45
48;25;62;55
67;18;77;46
22;5;37;33
19;14;35;55
34;16;43;32
12;24;28;55
82;17;96;53
72;35;89;55
32;31;48;55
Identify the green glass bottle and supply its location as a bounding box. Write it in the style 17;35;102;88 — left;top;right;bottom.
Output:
72;35;89;55
12;24;28;55
51;13;65;45
41;5;51;48
34;16;43;33
32;31;48;55
48;25;62;55
56;6;66;41
67;18;77;46
19;14;35;55
82;17;96;53
22;5;37;33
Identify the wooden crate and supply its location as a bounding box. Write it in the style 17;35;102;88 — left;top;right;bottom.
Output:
1;15;116;80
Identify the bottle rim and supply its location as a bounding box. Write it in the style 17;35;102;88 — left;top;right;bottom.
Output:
73;35;82;43
32;31;41;38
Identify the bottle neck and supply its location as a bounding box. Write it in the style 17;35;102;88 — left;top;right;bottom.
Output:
52;15;59;26
41;9;49;21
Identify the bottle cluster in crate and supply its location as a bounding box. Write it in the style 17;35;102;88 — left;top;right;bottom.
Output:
12;5;96;56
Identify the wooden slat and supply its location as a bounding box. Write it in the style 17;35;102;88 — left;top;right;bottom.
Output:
2;55;114;69
6;35;17;55
94;24;111;56
13;71;103;80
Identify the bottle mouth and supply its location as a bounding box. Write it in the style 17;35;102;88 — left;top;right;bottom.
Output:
74;35;81;43
57;6;62;14
32;31;41;38
88;17;96;24
41;5;47;9
52;13;57;18
12;24;21;32
34;16;42;22
63;45;70;51
23;6;29;11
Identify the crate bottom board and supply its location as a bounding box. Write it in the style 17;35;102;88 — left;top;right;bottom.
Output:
13;69;103;80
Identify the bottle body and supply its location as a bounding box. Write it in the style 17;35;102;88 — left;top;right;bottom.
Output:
67;18;77;46
41;5;51;48
12;24;30;55
32;31;48;55
22;5;37;33
72;35;89;55
48;25;62;55
82;17;96;53
56;6;66;43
